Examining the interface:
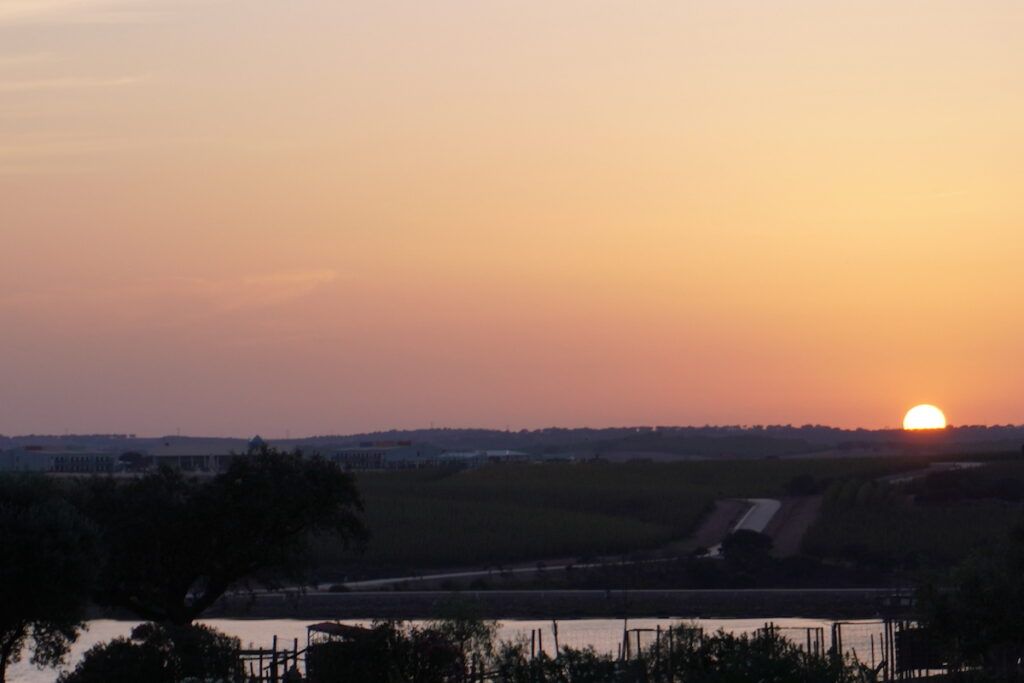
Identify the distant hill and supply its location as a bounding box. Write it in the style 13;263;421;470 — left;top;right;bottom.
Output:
285;424;1024;459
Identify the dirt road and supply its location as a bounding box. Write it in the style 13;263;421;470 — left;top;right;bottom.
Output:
763;496;824;557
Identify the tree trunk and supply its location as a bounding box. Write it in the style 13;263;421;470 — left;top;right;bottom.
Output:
183;577;233;623
0;642;12;683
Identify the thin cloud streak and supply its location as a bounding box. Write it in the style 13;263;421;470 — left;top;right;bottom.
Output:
0;0;102;23
190;269;342;311
0;75;146;92
0;270;342;315
0;0;147;25
0;0;221;25
0;52;55;67
0;137;119;171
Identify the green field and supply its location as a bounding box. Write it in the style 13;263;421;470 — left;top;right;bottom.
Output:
315;457;929;573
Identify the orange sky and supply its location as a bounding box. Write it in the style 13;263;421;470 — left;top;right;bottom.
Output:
2;1;1022;435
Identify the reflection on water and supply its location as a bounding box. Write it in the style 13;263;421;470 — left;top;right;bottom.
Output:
9;617;886;683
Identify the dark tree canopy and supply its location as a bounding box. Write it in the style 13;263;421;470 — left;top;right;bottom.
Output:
0;476;98;683
79;447;365;624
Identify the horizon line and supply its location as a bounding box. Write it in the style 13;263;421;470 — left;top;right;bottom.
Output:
4;422;1024;441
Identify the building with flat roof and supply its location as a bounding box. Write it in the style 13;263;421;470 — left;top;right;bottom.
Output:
437;449;530;467
330;442;443;470
0;449;54;472
139;436;259;473
0;447;115;474
51;451;116;474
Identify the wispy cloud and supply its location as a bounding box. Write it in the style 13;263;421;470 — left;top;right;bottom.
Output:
0;0;104;24
188;270;342;311
0;75;145;92
0;0;171;26
0;132;124;151
1;270;347;352
0;135;115;174
0;52;55;67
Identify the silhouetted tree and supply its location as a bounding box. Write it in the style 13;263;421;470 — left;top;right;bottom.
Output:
79;447;365;624
721;530;774;572
0;476;98;683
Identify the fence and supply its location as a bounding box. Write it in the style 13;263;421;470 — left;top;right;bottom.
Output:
239;635;306;682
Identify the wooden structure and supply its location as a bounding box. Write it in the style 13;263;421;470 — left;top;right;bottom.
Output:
238;634;304;683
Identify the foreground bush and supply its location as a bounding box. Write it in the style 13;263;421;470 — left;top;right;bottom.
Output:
58;623;242;683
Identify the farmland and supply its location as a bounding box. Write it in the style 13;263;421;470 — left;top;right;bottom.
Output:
315;456;934;576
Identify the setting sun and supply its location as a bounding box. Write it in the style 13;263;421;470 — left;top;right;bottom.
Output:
903;405;948;431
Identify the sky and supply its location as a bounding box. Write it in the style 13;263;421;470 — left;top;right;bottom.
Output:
1;0;1022;436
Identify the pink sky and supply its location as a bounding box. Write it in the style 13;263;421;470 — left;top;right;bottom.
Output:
2;1;1023;435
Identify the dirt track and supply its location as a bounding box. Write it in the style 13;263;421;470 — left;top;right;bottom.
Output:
764;496;824;557
682;499;749;552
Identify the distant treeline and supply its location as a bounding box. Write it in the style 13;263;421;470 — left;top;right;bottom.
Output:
7;424;1024;459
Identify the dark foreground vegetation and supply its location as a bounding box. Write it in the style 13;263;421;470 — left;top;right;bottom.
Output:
55;617;873;683
0;447;365;682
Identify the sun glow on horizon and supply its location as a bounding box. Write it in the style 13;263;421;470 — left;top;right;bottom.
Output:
903;405;948;431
